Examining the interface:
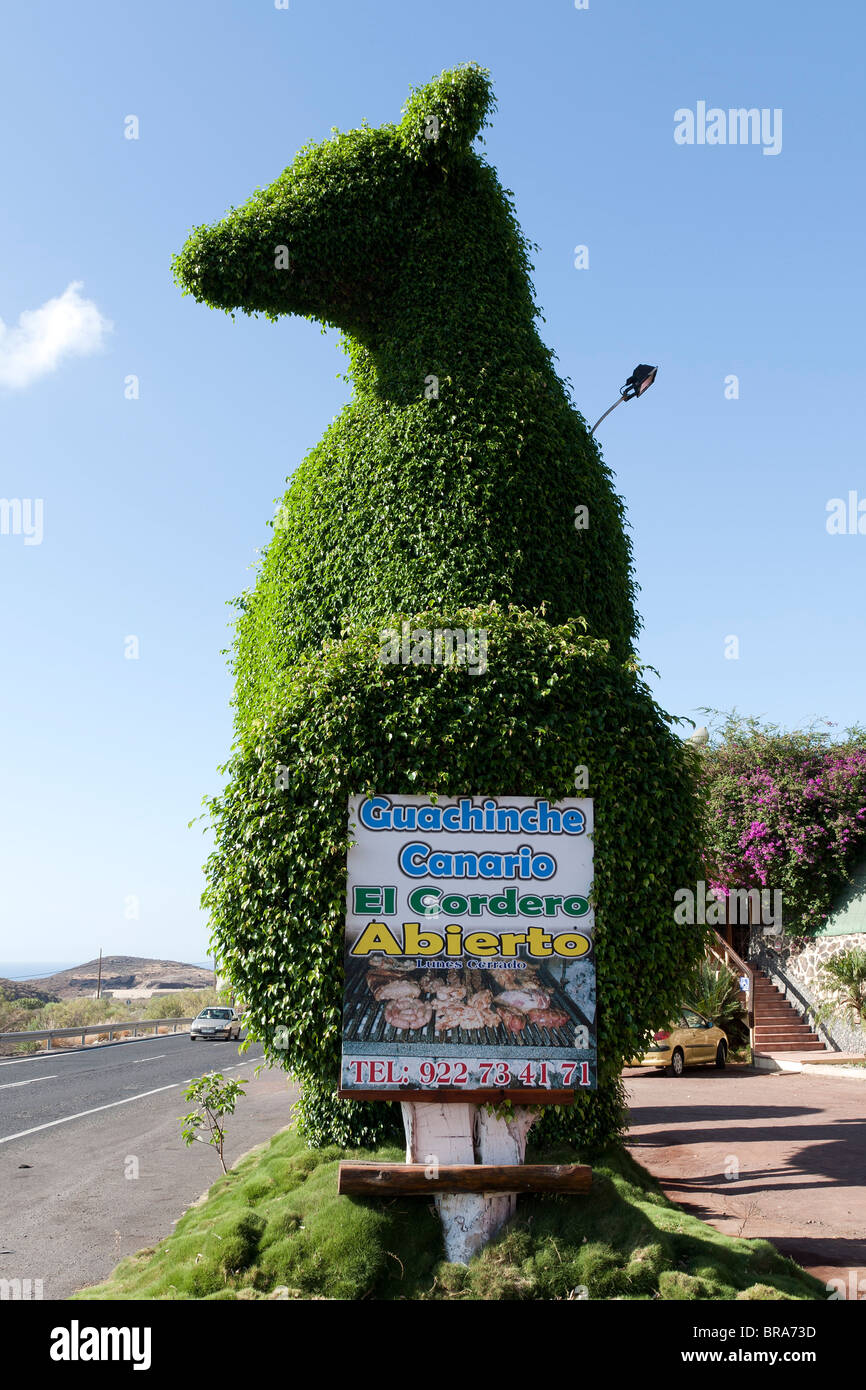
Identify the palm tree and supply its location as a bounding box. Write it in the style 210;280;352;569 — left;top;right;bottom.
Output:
818;948;866;1027
685;957;750;1049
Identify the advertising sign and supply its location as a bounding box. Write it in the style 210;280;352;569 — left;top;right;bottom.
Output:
340;794;596;1096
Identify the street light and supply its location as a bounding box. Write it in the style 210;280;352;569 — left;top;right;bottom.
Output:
590;364;658;435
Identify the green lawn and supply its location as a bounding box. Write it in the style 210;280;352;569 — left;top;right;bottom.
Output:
74;1128;825;1301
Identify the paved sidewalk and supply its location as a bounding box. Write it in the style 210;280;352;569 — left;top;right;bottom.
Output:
624;1065;866;1294
754;1050;865;1074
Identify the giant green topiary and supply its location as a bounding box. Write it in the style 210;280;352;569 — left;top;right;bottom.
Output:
174;64;704;1148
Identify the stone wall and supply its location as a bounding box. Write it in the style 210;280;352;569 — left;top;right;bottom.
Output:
749;927;866;1055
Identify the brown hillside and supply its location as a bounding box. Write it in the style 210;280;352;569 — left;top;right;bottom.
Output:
0;977;60;1004
19;956;215;1001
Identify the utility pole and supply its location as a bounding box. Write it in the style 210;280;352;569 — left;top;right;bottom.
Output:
96;947;103;1000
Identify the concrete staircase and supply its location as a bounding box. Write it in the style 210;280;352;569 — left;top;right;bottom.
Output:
753;969;827;1053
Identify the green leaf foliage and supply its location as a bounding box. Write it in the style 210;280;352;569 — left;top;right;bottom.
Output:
173;63;638;690
684;955;750;1050
698;712;866;933
202;607;704;1147
816;947;866;1027
176;64;704;1148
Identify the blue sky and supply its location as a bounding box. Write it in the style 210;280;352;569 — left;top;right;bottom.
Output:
2;0;864;966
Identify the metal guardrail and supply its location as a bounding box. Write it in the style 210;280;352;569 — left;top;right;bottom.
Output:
0;1018;196;1052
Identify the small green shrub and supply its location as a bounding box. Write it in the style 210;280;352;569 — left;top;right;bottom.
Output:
658;1270;715;1300
737;1283;798;1301
214;1212;266;1275
39;997;135;1029
145;988;220;1020
181;1073;249;1175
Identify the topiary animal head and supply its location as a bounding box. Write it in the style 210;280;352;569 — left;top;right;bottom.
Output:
175;61;640;668
173;65;545;396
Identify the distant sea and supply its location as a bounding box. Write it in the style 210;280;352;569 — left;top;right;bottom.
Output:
0;961;78;981
0;960;214;981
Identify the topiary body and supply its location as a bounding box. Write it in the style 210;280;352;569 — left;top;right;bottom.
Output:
174;65;704;1148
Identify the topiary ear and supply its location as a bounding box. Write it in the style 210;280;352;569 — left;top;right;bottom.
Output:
399;63;495;163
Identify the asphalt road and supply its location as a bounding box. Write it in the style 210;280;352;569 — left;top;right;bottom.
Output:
0;1033;299;1298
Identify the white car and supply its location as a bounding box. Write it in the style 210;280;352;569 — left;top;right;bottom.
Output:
190;1007;242;1041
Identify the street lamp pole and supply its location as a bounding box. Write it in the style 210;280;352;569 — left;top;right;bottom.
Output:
590;364;658;436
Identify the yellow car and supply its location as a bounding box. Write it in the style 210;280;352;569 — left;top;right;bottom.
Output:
630;1008;728;1076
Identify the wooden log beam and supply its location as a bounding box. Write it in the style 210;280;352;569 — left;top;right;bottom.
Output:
338;1161;592;1196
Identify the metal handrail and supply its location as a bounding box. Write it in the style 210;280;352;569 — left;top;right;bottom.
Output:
748;944;838;1051
708;931;755;1046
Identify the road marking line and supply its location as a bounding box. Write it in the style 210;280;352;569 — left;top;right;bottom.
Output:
0;1085;179;1145
132;1055;167;1063
0;1040;259;1074
0;1037;190;1067
0;1075;58;1090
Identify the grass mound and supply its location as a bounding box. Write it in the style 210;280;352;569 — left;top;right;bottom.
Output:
74;1129;824;1301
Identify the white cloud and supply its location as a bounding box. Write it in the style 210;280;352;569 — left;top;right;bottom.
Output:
0;281;112;390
